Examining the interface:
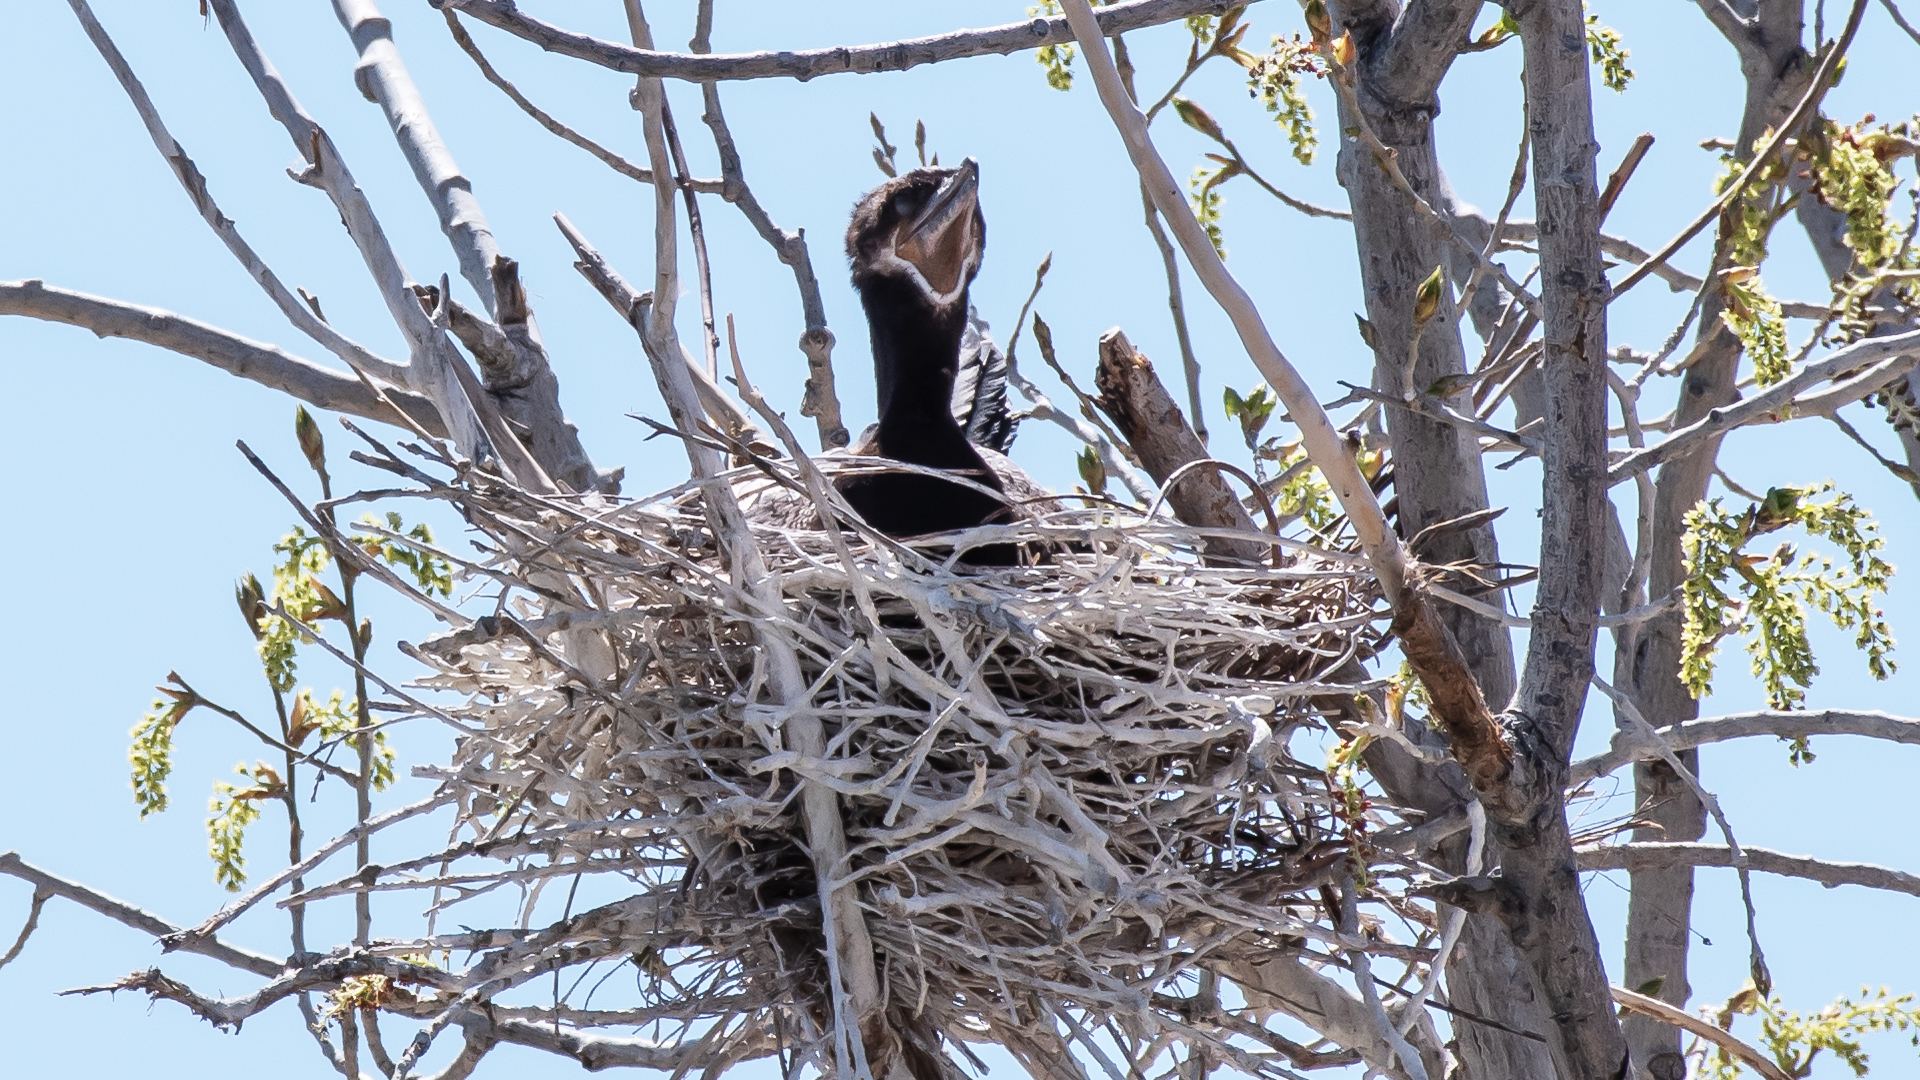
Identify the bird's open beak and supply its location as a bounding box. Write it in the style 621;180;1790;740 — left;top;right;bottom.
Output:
897;158;980;302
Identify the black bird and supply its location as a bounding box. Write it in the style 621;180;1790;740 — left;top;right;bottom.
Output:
841;159;1037;555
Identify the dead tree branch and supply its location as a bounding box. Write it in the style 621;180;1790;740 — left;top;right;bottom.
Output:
440;0;1260;83
1580;843;1920;898
1092;328;1263;565
0;852;281;978
1571;709;1920;786
0;280;442;434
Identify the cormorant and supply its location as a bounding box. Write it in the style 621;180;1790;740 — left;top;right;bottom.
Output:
738;160;1050;559
839;159;1043;561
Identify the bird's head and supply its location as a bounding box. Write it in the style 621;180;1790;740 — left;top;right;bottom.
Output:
846;158;984;313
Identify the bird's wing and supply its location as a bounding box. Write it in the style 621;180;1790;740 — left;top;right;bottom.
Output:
952;307;1020;454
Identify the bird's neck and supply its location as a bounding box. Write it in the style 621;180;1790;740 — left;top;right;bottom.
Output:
859;279;975;462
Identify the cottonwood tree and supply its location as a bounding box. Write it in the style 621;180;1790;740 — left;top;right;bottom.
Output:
2;1;1919;1080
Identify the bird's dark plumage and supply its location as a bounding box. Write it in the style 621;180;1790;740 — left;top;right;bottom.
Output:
839;160;1030;559
952;310;1018;454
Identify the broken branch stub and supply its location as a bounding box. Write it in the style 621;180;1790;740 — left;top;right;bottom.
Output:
1092;328;1263;565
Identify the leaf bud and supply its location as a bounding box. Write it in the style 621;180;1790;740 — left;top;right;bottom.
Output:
294;406;328;483
1304;0;1332;41
1172;97;1228;145
1413;266;1447;326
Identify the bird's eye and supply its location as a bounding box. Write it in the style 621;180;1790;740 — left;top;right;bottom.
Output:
893;192;924;219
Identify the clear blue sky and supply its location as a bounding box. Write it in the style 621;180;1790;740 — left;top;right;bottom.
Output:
1;1;1916;1076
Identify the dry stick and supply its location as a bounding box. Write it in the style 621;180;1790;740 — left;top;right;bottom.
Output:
442;9;722;191
0;852;282;977
1056;0;1519;793
1608;327;1920;482
1398;799;1483;1039
1112;36;1209;443
443;0;1259;83
0;281;442;434
1314;53;1542;322
1570;708;1920;786
551;213;760;442
1002;261;1158;503
424;273;560;494
0;888;49;971
342;0;599;495
620;8;878;1075
661;100;721;380
203;0;490;460
1829;410;1920;483
1579;842;1920;898
1033;315;1136;453
1054;1;1401;598
1592;676;1772;996
1339;881;1431;1080
62;0;406;386
1610;987;1793;1080
1595;132;1655;225
1603;364;1660;617
690;0;846;450
1453;116;1531;327
166;677;359;784
334;0;499;309
1090;328;1262;565
169;794;454;947
1884;0;1920;45
1613;0;1870;297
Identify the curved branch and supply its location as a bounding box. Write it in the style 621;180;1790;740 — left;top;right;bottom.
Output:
203;0;492;460
1581;842;1920;898
0;852;281;978
1570;709;1920;786
0;888;48;972
440;0;1257;83
1607;328;1920;484
442;10;720;192
63;0;406;387
0;280;443;434
337;0;597;491
1614;0;1869;298
1611;986;1792;1080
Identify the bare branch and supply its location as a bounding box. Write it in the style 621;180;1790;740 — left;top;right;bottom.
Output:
0;852;281;978
67;952;459;1030
0;281;442;434
1055;1;1407;604
1883;0;1920;46
552;214;761;444
203;0;489;460
690;17;846;450
1571;709;1920;786
1607;327;1920;484
441;9;720;193
335;0;497;309
169;793;454;949
441;0;1259;83
0;888;48;972
1615;0;1869;298
336;0;598;491
62;0;406;386
1581;842;1920;898
1611;987;1793;1080
1092;329;1263;565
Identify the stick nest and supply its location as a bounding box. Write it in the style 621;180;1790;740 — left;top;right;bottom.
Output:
397;456;1389;1073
